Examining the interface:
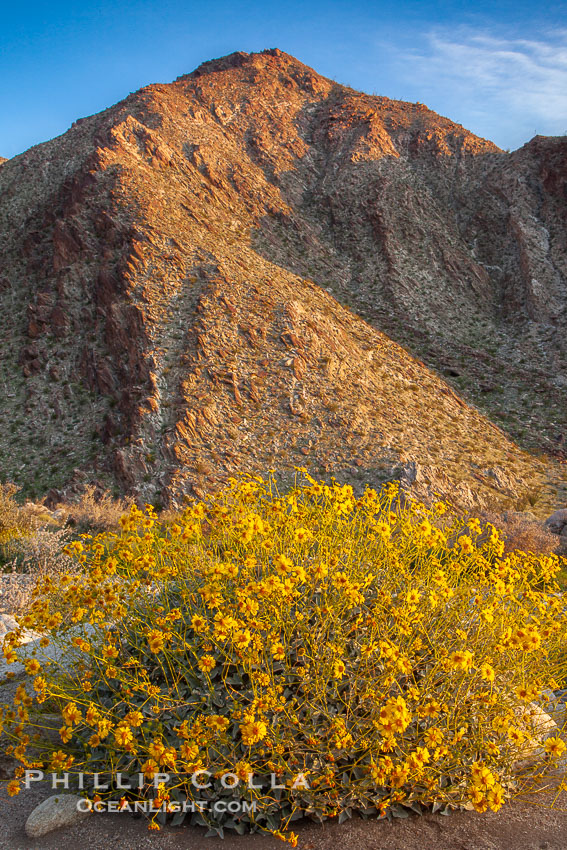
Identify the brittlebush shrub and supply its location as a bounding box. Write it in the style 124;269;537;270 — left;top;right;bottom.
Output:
2;474;567;843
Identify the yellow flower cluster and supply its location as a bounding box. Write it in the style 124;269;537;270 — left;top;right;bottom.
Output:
469;762;505;812
377;696;412;736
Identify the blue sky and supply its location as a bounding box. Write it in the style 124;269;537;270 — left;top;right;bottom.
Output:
1;0;566;158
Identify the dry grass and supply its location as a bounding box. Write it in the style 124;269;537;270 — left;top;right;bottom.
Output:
56;485;130;533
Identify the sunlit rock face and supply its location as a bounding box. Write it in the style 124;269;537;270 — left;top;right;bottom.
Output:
0;49;566;510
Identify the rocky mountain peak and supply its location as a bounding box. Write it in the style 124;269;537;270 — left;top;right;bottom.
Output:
184;47;319;79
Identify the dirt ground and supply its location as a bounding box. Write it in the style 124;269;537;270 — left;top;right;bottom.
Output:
1;778;567;850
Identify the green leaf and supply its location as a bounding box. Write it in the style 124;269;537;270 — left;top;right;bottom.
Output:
391;804;411;818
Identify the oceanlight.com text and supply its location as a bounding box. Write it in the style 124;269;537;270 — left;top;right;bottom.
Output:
77;799;258;814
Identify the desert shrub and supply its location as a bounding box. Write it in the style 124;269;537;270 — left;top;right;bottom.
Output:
0;528;74;614
0;482;73;611
0;483;41;568
57;485;130;534
2;474;567;843
479;510;558;556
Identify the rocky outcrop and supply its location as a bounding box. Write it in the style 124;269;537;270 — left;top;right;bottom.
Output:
0;50;566;511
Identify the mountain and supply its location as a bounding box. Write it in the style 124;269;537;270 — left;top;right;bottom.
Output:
0;48;566;512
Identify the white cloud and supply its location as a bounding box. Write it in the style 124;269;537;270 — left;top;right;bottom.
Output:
396;29;567;149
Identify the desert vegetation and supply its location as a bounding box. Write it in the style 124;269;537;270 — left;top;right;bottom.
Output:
479;510;560;556
1;473;567;843
0;483;39;554
0;483;127;614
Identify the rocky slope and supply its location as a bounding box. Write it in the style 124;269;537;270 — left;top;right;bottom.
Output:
0;49;565;510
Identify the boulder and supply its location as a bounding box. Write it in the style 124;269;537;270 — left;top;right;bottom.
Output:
524;701;560;739
0;620;96;679
0;613;19;640
544;508;567;535
25;794;90;838
541;688;567;727
513;700;560;769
